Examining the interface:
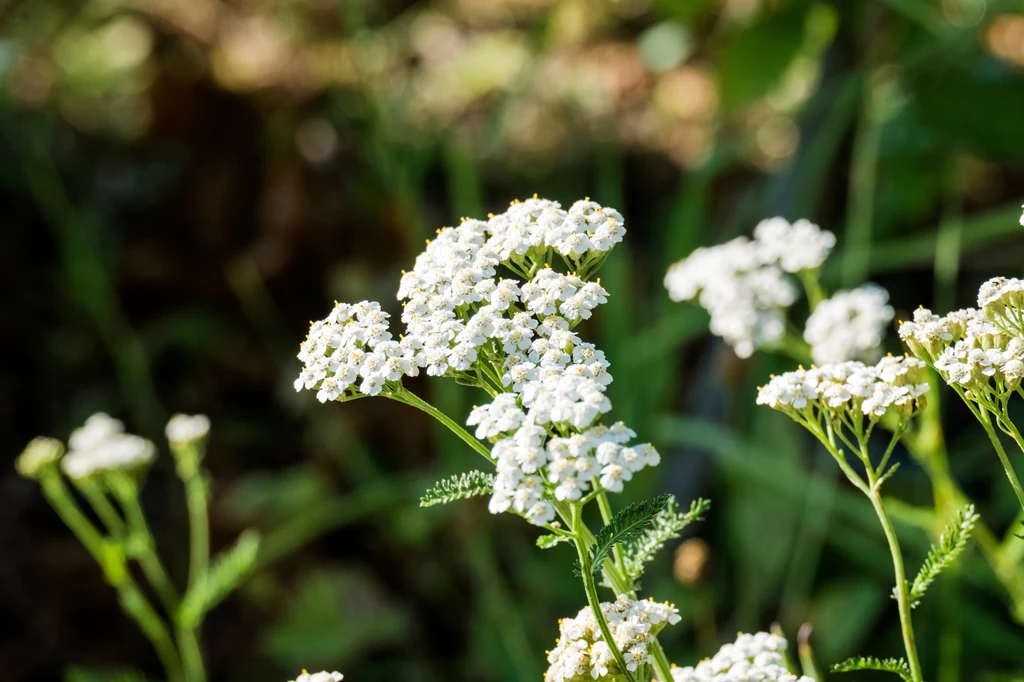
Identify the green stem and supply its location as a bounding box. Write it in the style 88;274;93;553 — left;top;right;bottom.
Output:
649;638;675;682
184;473;210;596
572;504;635;682
978;410;1024;512
595;492;628;579
77;481;128;538
391;388;495;464
798;269;827;311
40;473;184;682
865;486;923;682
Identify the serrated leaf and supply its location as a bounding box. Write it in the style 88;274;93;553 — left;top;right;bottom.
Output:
904;504;978;608
419;471;494;507
178;530;261;629
586;494;672;576
622;496;710;583
537;533;572;549
832;656;912;682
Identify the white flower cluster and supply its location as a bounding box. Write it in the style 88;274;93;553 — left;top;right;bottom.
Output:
804;284;894;365
15;437;64;479
900;304;1024;403
396;198;618;378
977;276;1024;337
61;413;156;480
288;672;343;682
664;218;835;358
545;596;681;681
756;356;929;421
670;632;815;682
294;301;418;401
487;420;660;525
296;197;656;525
1019;205;1023;228
165;413;211;445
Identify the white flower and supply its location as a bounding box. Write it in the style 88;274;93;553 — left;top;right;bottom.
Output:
545;596;680;682
61;413;155;480
165;414;211;445
752;217;836;273
804;284;894;365
665;236;797;358
757;356;929;422
671;632;815;682
16;437;64;479
288;672;343;682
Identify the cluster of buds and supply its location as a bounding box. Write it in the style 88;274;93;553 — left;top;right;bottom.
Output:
670;632;814;682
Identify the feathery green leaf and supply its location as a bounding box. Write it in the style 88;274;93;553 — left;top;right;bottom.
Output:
622;496;710;582
587;494;672;575
419;471;494;507
832;656;912;682
905;504;978;607
178;529;261;629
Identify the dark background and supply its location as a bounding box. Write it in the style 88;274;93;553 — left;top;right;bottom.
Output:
3;0;1024;680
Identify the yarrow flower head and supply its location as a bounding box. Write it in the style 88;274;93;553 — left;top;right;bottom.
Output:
804;284;894;365
545;596;681;681
295;300;418;401
165;413;211;445
900;304;1024;406
665;218;835;358
61;413;156;480
287;672;343;682
15;437;64;479
756;356;929;424
670;632;815;682
977;276;1024;337
297;197;656;526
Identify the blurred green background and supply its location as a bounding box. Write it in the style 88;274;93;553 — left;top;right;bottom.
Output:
3;0;1024;680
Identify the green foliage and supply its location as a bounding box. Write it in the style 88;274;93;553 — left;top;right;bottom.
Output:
537;533;572;549
419;471;494;507
586;495;672;576
65;667;150;682
906;505;978;608
178;530;261;629
717;0;811;110
832;656;913;682
621;496;710;582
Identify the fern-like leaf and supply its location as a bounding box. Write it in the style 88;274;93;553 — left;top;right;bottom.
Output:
622;496;710;582
832;656;912;682
420;471;494;507
178;529;261;628
585;495;672;575
905;504;978;607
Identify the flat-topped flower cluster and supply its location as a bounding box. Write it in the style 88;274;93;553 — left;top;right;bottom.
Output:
61;413;156;480
665;217;893;365
756;355;930;423
670;633;814;682
545;596;681;681
295;197;662;526
899;279;1024;407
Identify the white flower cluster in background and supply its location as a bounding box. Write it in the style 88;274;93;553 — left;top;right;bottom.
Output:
664;218;836;358
670;632;815;682
295;301;418;401
15;437;64;479
804;284;894;365
61;413;156;480
165;413;211;445
900;301;1024;405
1019;205;1024;228
545;596;681;681
756;356;929;422
288;672;343;682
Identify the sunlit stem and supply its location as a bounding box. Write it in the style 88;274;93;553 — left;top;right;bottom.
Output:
390;388;495;464
572;503;636;682
976;409;1024;512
